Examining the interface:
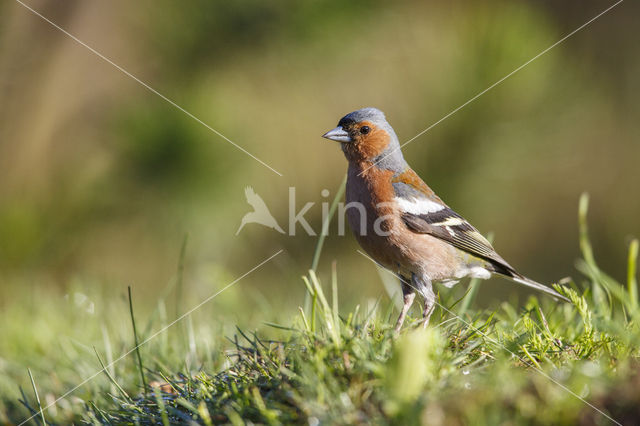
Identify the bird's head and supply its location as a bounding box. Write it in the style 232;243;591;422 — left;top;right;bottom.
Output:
322;107;406;171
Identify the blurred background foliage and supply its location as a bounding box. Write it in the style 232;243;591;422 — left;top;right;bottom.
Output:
0;0;638;316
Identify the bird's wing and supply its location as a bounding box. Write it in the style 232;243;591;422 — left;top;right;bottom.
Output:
400;207;514;275
391;169;569;302
391;169;514;275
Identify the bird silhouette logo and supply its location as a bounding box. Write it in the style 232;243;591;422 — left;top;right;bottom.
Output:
236;187;285;235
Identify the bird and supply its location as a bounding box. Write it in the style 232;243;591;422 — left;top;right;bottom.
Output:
322;107;569;331
236;186;285;235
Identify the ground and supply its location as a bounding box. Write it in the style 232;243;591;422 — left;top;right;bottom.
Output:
1;195;639;425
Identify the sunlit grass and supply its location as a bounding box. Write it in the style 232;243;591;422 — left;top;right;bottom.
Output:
2;194;639;424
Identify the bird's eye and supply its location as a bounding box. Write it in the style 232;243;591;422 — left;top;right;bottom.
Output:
360;126;371;135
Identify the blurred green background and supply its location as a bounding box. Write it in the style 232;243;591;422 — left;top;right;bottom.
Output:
0;0;638;317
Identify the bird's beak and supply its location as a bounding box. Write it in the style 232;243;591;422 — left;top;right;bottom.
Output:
322;126;352;143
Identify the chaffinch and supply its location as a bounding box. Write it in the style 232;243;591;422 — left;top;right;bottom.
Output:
322;107;569;331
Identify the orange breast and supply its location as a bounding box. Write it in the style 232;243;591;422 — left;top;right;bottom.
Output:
345;162;460;279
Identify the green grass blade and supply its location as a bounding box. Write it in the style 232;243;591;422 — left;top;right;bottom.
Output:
310;173;347;272
151;384;170;426
93;346;131;402
27;368;46;426
628;239;638;311
331;260;340;337
175;232;189;319
128;286;148;394
578;193;597;269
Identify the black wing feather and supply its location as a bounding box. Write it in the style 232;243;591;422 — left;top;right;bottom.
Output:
400;211;516;276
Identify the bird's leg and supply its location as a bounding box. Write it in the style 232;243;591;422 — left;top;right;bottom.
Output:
394;277;415;332
422;300;435;328
412;274;436;328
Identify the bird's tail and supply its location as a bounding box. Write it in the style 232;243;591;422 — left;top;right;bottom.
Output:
505;273;571;303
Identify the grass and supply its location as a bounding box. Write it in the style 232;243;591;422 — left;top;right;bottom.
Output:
2;193;639;425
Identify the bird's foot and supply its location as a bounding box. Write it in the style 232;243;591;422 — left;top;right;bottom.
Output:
422;303;435;329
